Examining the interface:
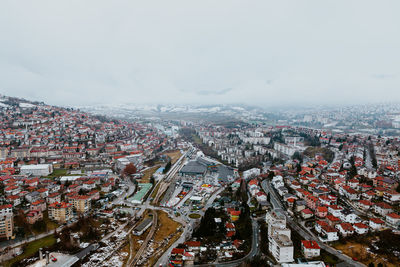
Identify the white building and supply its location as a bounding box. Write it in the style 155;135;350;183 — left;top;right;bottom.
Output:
243;168;260;180
266;210;294;263
20;164;53;176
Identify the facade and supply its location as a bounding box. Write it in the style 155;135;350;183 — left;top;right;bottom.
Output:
0;204;14;240
266;210;294;263
301;240;320;259
0;215;14;240
20;164;53;176
48;202;73;223
70;195;91;213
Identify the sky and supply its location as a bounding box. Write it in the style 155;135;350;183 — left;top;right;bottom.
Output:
0;0;400;107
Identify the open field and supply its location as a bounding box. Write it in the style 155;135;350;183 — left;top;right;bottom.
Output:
43;168;82;178
333;235;400;267
139;165;160;183
163;150;182;164
3;235;56;267
120;241;130;267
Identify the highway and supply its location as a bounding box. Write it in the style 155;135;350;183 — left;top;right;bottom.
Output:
261;179;365;267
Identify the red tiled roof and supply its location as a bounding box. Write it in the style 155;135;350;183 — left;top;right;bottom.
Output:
302;240;320;249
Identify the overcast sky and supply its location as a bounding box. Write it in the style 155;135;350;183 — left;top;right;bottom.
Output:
1;1;399;107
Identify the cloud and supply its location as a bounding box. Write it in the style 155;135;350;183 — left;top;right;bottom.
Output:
0;0;399;106
197;88;233;96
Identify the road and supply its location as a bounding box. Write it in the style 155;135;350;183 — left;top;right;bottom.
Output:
261;179;365;267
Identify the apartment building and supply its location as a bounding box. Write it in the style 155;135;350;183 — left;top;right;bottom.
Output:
48;202;73;223
0;204;14;240
266;210;294;263
70;195;91;213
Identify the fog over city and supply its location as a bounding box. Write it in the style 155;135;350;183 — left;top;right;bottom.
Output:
1;0;399;106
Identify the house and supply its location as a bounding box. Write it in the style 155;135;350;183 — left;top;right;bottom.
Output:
369;218;385;230
326;215;341;226
88;190;100;200
184;241;201;252
336;223;355;237
101;182;112;193
374;202;393;216
362;190;376;200
37;188;49;198
328;205;343;217
83;180;96;190
6;195;21;207
301;240;320;259
373;176;398;191
353;223;369;235
339;185;359;201
4;185;20;196
295;200;306;212
358;199;373;211
30;199;46;212
315;220;328;233
320;225;339;242
385;213;400;228
225;222;236;238
339;210;359;224
47;192;61;204
301;208;314;219
25;191;40;203
26;210;43;224
228;209;241;222
316;206;328;218
383;191;400;204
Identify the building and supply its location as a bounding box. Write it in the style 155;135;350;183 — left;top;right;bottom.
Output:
26;210;43;224
301;240;320;259
385;213;400;228
20;164;53;176
48;202;73;223
0;215;14;240
0;204;14;240
70;195;91;213
133;217;153;235
266;210;294;263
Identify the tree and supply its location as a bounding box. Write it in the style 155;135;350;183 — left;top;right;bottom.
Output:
163;161;172;174
123;163;137;176
33;220;47;232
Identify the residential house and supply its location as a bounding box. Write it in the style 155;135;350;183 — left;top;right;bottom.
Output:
353;223;369;235
385;213;400;228
369;218;385;231
374;202;393;216
301;240;320;259
26;210;43;224
336;223;355;237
